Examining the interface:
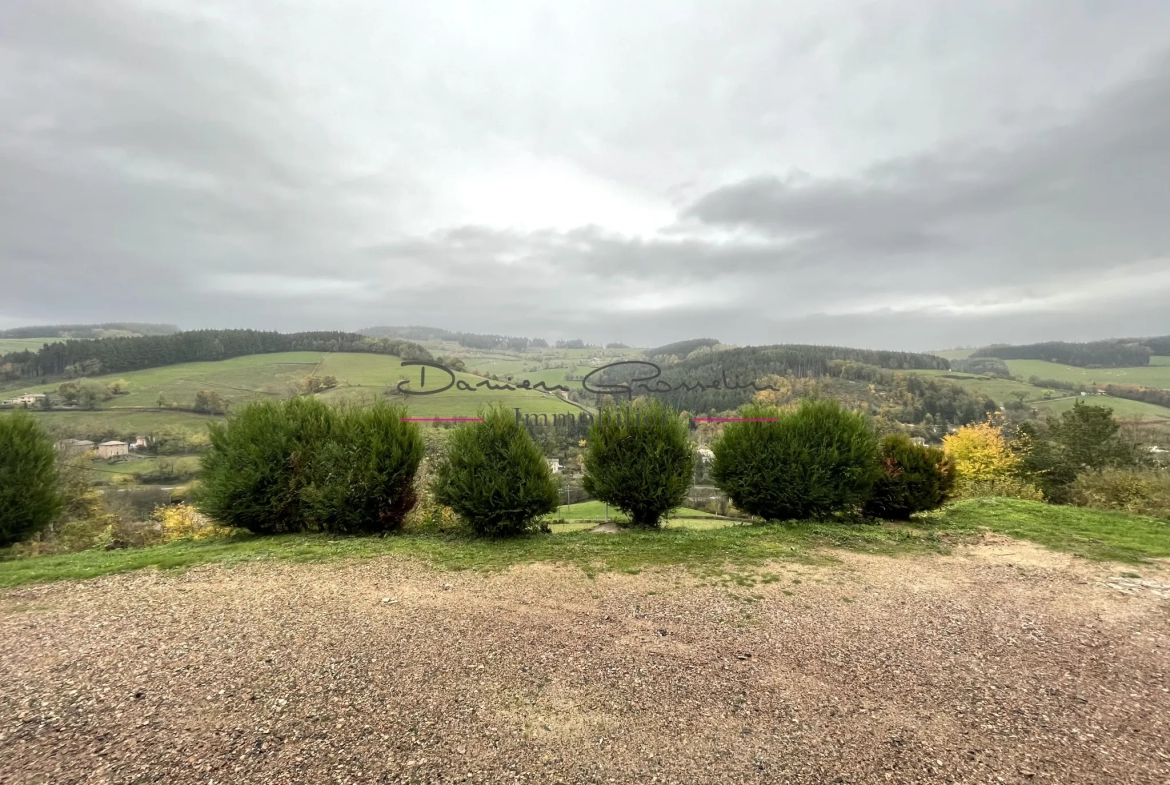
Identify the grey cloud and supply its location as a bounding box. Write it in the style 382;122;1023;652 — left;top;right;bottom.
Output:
684;55;1170;282
2;1;1170;349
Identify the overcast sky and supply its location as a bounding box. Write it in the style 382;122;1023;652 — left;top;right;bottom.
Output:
2;0;1169;350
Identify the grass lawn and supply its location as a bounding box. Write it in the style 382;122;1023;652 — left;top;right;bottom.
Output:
2;498;1166;588
546;500;719;521
88;455;202;483
1006;358;1170;390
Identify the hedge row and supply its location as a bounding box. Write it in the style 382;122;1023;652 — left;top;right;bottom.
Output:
1;398;954;546
193;397;952;536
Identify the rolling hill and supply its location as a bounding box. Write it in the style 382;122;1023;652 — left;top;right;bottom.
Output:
1;351;585;442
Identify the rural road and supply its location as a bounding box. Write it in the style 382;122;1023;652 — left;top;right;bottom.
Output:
2;543;1168;784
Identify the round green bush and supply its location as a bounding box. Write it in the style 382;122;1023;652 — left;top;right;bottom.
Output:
430;406;559;536
198;398;422;534
863;433;953;520
583;400;695;527
0;411;64;547
711;400;878;521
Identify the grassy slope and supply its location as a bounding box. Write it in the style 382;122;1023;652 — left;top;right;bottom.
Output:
2;498;1166;588
0;337;64;354
3;352;583;438
909;370;1061;403
1006;358;1170;390
929;348;975;361
1030;395;1170;422
0;409;225;441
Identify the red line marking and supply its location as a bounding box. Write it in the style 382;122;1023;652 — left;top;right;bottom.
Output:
693;417;779;422
400;417;484;422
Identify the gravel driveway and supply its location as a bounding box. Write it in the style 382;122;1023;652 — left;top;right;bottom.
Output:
2;540;1168;784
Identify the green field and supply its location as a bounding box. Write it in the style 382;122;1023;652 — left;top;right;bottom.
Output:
4;351;586;420
0;408;224;442
0;337;64;354
87;455;202;483
929;348;975;361
1030;394;1170;423
909;370;1061;403
1006;358;1170;390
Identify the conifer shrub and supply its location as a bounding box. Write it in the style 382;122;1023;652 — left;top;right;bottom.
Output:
0;411;64;547
198;398;422;534
304;403;423;534
198;397;334;534
863;434;953;520
430;406;559;536
583;400;694;527
711;400;878;521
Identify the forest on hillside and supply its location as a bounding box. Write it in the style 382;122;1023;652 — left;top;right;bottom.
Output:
0;323;179;339
593;344;956;415
972;336;1170;367
0;330;430;380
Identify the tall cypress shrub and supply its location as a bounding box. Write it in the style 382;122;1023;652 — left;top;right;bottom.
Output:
711;400;878;521
430;406;559;536
305;403;423;534
0;412;64;547
583;400;694;527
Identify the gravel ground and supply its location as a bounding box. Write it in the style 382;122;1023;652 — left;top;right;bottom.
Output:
2;539;1169;784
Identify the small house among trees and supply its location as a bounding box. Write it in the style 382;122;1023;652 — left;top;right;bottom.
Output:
3;393;46;407
97;441;129;459
57;438;95;455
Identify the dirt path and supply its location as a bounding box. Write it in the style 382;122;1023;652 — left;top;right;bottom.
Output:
2;542;1168;784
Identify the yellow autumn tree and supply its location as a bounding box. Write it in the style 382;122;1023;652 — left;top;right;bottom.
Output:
752;375;816;407
943;417;1042;500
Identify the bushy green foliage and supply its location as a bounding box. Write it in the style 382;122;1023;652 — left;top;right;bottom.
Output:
1071;468;1170;520
198;397;333;534
0;412;64;547
863;434;953;520
950;357;1011;376
193;389;229;414
303;404;423;534
430;406;559;536
1017;403;1142;503
711;400;879;521
582;401;695;527
197;398;422;534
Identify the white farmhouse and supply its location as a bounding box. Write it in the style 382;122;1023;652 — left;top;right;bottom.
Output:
3;393;46;407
